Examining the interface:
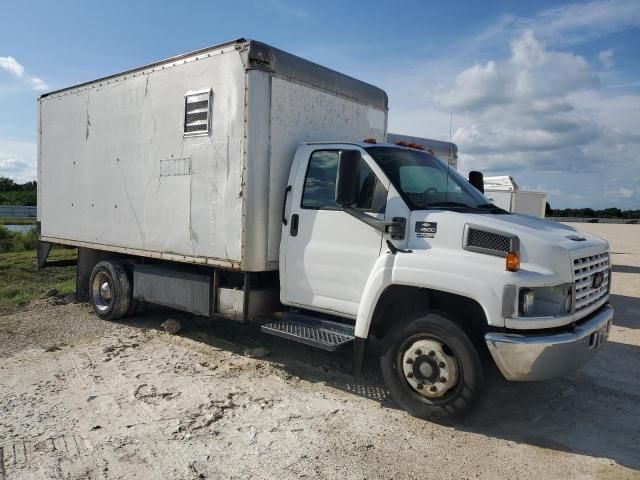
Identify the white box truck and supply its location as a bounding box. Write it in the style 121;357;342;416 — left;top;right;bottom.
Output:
484;176;547;218
37;38;613;419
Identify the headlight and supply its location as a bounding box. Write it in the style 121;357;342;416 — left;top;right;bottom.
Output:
519;284;572;317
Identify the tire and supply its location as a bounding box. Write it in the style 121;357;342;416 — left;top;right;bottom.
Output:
89;260;133;320
126;299;146;317
380;311;485;420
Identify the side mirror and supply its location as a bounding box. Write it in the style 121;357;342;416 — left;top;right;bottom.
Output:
335;150;361;207
469;171;484;193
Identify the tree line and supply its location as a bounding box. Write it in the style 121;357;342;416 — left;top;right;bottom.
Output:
0;177;638;216
0;177;37;192
548;206;640;219
0;177;37;206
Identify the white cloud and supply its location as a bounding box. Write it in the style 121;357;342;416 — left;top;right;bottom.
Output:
376;0;640;209
473;0;640;48
267;0;312;22
0;56;25;77
434;61;508;111
426;31;640;178
619;188;635;198
435;32;598;112
0;140;37;183
29;76;48;91
598;49;615;69
383;23;640;209
0;55;47;91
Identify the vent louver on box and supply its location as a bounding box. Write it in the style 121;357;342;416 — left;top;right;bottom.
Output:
184;91;211;135
463;225;517;256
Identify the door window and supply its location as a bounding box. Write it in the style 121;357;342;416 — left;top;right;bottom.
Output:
301;150;386;212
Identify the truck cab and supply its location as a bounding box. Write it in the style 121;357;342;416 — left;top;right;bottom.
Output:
273;140;613;418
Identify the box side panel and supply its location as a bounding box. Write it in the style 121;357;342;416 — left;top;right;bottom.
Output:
242;70;272;271
37;100;42;222
39;50;246;263
265;77;387;265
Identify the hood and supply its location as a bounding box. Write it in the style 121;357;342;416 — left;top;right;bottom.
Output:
407;210;609;279
467;213;607;253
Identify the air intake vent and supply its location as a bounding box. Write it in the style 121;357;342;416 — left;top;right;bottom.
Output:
463;225;518;257
184;90;211;136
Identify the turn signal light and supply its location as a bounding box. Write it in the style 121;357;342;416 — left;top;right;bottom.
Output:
506;251;520;272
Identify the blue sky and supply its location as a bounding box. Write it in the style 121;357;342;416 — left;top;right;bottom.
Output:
1;0;639;209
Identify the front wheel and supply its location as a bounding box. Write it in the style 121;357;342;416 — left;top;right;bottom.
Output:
380;312;485;420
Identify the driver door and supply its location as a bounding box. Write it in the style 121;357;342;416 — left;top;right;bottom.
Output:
281;146;388;317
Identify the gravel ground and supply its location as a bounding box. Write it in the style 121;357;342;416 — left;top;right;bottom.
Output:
0;223;639;479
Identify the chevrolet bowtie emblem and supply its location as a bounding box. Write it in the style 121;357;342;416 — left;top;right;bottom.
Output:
592;272;605;289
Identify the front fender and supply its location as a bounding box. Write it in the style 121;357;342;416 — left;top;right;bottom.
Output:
355;249;507;339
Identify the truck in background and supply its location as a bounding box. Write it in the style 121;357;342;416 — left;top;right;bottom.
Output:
484;176;548;218
37;38;613;420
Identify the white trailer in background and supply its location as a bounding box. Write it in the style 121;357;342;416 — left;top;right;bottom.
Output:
484;176;547;218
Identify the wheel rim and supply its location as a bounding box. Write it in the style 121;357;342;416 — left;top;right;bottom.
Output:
91;271;113;312
400;338;460;399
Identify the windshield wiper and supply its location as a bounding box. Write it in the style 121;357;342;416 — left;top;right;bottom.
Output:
476;203;509;214
424;201;475;209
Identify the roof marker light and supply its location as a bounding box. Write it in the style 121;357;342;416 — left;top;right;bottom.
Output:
395;141;425;151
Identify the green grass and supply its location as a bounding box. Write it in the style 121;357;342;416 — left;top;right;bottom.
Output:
0;248;76;307
0;217;36;225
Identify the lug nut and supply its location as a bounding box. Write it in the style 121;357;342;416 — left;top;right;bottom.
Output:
430;386;438;392
428;350;436;357
407;372;414;378
438;362;445;368
415;349;422;356
439;377;447;383
416;384;424;390
406;358;414;365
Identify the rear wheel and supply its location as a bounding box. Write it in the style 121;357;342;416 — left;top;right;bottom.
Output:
89;261;132;320
380;312;485;420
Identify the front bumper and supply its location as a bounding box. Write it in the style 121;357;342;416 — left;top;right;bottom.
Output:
485;304;613;381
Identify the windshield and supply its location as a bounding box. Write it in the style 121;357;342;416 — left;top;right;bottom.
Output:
365;146;492;211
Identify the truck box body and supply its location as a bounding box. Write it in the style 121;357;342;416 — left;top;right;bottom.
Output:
38;39;387;271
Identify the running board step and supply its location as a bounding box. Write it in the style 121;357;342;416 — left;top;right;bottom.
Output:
261;313;355;351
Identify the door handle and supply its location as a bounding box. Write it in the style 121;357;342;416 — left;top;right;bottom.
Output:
290;214;299;236
282;185;292;225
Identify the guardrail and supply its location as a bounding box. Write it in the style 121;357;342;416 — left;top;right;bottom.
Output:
548;217;640;224
0;205;37;217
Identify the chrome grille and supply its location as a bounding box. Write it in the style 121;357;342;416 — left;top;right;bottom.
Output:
574;251;610;312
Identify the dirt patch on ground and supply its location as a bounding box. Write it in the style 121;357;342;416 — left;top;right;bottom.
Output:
1;224;639;479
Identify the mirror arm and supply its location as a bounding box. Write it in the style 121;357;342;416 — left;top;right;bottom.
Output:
342;207;406;240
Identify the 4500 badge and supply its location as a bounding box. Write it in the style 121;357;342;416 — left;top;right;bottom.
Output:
416;222;437;238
